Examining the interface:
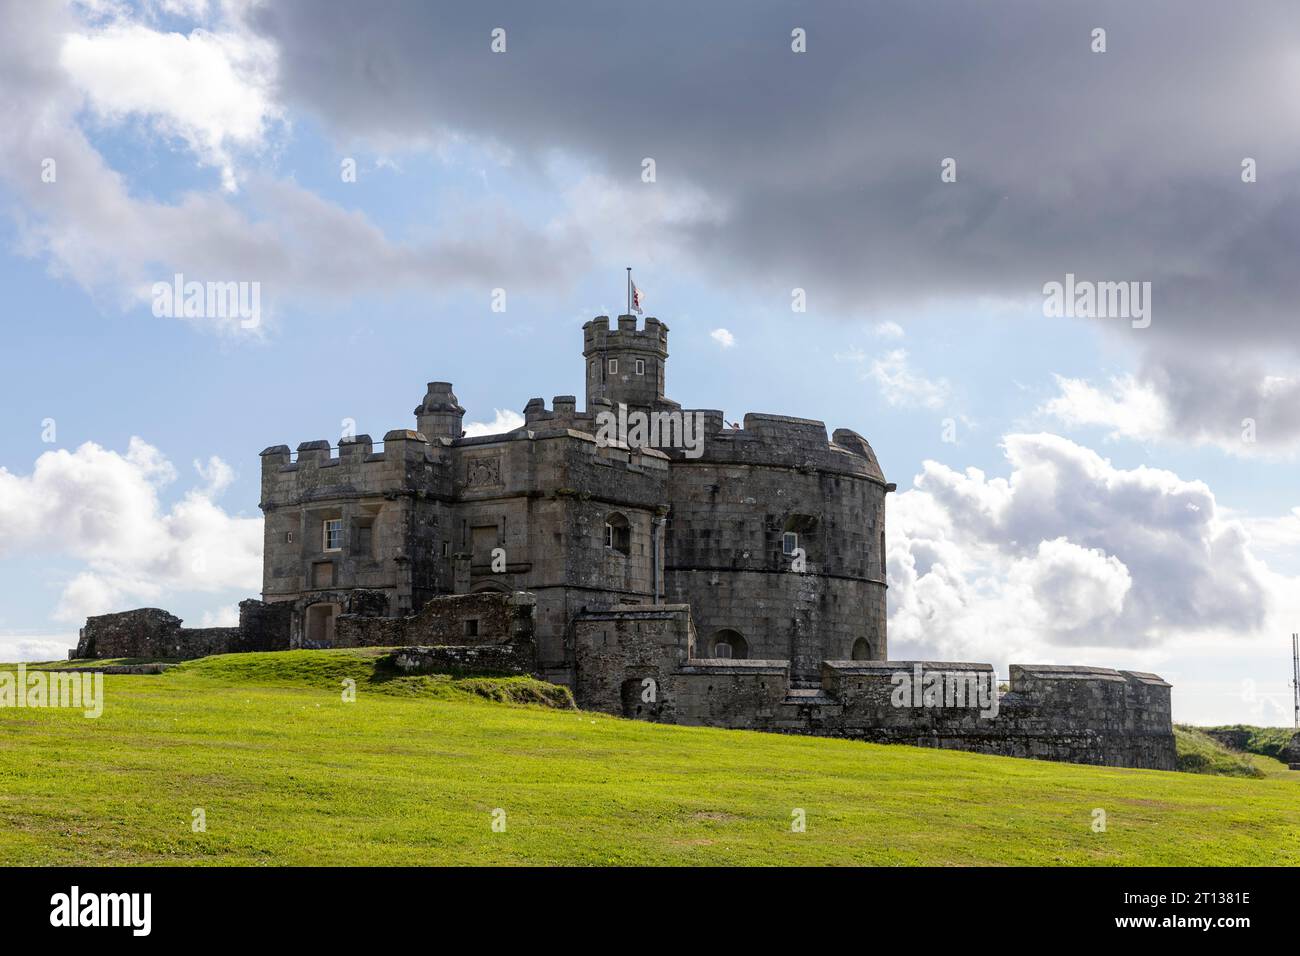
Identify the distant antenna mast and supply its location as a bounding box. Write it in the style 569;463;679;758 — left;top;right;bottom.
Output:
1292;633;1299;731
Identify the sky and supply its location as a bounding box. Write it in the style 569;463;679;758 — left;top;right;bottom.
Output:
0;0;1297;725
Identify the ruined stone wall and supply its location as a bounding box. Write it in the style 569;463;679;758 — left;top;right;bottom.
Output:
332;591;536;657
389;644;534;677
232;599;293;652
1282;734;1300;769
71;608;279;660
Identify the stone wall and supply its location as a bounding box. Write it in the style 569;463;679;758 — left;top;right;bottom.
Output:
333;591;537;653
1282;734;1300;770
74;609;236;660
73;600;292;660
570;608;1176;770
230;599;293;652
804;662;1176;770
389;644;533;676
671;661;791;728
572;605;695;718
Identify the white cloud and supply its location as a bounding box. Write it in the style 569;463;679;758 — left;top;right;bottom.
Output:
1041;368;1300;455
0;439;262;622
0;633;78;664
886;433;1287;670
710;328;736;349
462;409;525;437
1007;538;1132;634
1041;374;1171;444
199;604;239;627
0;2;591;335
60;22;281;191
873;321;904;338
869;349;950;410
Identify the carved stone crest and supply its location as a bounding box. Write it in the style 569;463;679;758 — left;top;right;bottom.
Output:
466;456;501;487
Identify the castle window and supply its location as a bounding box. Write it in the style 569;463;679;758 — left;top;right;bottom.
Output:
354;516;375;559
322;518;343;552
710;629;748;660
463;618;479;638
604;513;631;555
782;531;798;556
471;525;497;566
635;358;645;375
608;358;618;375
880;531;886;575
852;638;871;661
311;562;334;589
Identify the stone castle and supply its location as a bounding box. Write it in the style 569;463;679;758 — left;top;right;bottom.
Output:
72;314;1177;770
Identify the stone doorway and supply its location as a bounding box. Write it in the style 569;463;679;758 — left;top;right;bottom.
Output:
305;603;339;647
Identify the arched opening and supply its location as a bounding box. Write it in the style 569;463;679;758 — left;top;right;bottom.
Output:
305;602;339;648
710;628;748;660
851;638;872;661
604;512;631;555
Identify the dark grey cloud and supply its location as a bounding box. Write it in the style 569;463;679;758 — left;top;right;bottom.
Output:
248;0;1300;441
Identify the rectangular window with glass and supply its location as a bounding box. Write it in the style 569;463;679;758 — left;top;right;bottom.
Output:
608;358;618;374
782;531;798;556
323;518;344;552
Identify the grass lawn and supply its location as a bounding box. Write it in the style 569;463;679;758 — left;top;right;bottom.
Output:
1;650;1297;866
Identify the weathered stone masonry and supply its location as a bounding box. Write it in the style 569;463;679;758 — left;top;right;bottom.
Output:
569;604;1176;769
70;314;1176;769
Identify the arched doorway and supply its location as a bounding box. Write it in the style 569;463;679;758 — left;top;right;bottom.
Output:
851;637;872;661
709;628;749;660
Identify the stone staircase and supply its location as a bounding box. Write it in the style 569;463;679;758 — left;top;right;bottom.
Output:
784;685;838;708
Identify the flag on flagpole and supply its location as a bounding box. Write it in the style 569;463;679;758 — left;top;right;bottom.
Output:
630;278;644;314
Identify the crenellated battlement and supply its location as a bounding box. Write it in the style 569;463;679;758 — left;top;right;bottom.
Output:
259;430;448;508
582;314;669;353
523;395;587;427
583;314;672;411
676;412;887;482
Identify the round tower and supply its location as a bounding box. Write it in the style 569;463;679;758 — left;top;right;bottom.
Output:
583;314;670;412
414;382;465;440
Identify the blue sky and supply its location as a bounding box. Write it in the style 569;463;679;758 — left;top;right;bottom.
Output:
1;0;1297;725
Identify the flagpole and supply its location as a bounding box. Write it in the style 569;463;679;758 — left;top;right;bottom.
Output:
626;266;631;315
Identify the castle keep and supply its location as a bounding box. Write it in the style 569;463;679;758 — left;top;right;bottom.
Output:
72;315;1176;770
259;314;889;687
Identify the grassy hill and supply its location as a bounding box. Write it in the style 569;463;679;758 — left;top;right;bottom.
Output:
1;649;1297;866
1175;724;1300;781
